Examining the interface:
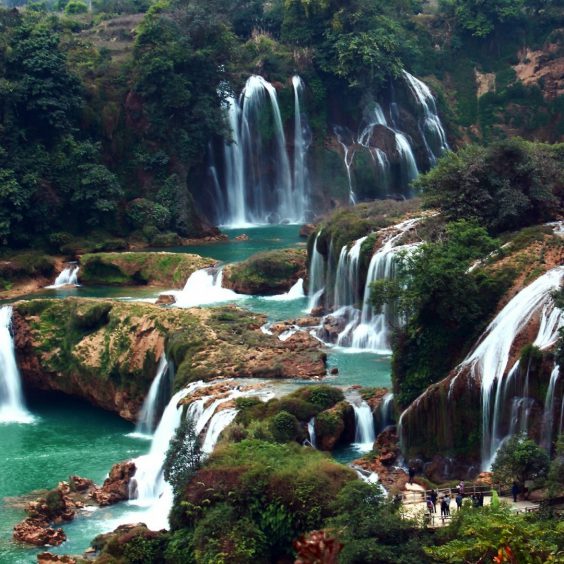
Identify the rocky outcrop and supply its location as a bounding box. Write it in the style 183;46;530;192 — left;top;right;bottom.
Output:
314;401;355;451
12;299;326;420
37;553;77;564
79;251;215;287
92;461;136;506
222;248;307;295
13;519;66;547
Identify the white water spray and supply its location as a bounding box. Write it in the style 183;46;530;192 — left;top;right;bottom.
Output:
46;264;79;289
134;356;170;437
0;306;33;424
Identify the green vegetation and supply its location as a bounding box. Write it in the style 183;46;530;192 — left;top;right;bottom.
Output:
79;252;214;287
223;248;306;295
416;138;563;235
491;434;550;490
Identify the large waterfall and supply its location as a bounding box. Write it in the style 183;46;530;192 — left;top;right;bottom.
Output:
218;75;311;226
0;306;33;424
455;266;564;469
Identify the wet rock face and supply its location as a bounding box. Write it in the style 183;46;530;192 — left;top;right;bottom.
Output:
37;553;77;564
92;461;136;506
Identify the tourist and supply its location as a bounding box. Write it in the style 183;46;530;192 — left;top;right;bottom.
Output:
512;481;519;503
455;492;463;510
440;497;447;517
408;466;415;485
426;496;434;514
458;480;465;495
443;493;451;516
478;492;484;507
430;489;438;513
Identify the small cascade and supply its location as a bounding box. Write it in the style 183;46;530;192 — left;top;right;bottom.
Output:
202;408;238;454
292;75;311;219
352;400;376;452
0;306;33;424
307;231;325;312
456;266;564;469
134;356;171;437
219;75;310;225
169;268;240;308
402;71;449;166
46;264;79;288
334;126;356;204
307;417;316;448
541;365;561;451
334;237;367;308
379;393;394;430
264;279;305;302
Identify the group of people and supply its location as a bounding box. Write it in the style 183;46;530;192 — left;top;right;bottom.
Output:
425;481;485;518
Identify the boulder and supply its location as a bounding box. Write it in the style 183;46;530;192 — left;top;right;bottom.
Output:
92;461;136;506
13;519;66;547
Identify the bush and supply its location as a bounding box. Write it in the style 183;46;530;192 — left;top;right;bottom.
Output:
126;198;171;231
270;411;302;443
64;0;88;13
291;385;344;411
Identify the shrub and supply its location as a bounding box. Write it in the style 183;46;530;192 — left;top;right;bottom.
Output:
64;0;88;13
126;198;171;230
270;411;302;443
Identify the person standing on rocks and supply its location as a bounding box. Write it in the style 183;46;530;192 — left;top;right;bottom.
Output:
408;466;415;485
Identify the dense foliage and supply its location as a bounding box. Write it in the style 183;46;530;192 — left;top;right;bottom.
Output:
416;138;563;235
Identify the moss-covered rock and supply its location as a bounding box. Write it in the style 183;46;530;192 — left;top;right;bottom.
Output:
79;252;215;287
0;252;57;299
12;299;326;420
222;248;307;295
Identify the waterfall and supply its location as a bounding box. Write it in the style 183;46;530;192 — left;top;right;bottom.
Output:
222;96;247;227
541;365;561;451
168;268;240;308
352;401;376;451
379;393;394;430
334;237;367;308
292;75;310;219
201;408;238;454
0;306;33;424
46;264;79;289
403;71;449;166
456;266;564;469
220;75;310;225
307;231;325;312
263;279;305;302
334;126;356;205
318;217;420;352
308;417;316;448
134;356;171;437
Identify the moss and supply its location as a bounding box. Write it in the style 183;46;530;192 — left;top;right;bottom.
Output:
289;385;344;412
223;248;306;295
79;252;214;287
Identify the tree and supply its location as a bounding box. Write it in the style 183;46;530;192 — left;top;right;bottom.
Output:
163;415;202;499
491;434;550;490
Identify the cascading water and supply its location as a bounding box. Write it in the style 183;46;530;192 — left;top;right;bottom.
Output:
352;400;376;452
202;408;238;454
292;75;311;219
455;266;564;469
541;365;561;451
222;96;247;226
334;126;356;205
134;356;171;437
167;268;240;308
307;231;325;312
0;306;33;424
378;393;394;431
264;279;305;302
402;71;449;166
317;218;420;352
220;75;310;225
46;264;79;288
307;417;316;448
